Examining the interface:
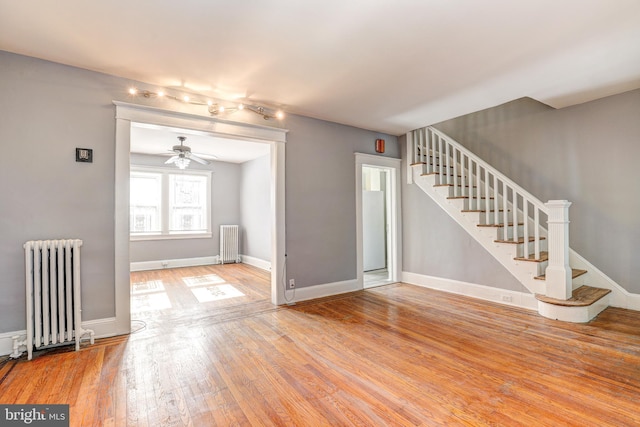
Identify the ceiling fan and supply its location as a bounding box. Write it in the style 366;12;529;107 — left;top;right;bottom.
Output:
165;136;211;169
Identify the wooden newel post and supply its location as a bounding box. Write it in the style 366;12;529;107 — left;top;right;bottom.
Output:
544;200;572;300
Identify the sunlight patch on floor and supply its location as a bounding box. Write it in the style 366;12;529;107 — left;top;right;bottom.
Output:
191;284;245;302
131;279;165;294
131;292;172;311
182;274;226;287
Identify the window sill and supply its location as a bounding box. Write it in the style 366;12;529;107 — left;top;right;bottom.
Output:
130;233;212;242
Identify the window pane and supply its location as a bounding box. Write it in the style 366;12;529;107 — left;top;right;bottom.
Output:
130;173;161;233
169;174;207;232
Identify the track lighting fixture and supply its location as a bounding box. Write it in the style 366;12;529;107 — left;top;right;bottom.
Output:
127;87;285;121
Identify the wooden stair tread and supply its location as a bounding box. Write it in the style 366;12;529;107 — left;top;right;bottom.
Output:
410;162;426;166
534;269;587;281
477;222;524;228
535;285;611;307
494;236;547;244
514;251;548;262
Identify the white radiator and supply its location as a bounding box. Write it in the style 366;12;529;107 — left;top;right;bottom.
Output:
219;225;240;264
20;239;94;360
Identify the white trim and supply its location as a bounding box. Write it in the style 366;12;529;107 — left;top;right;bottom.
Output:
402;271;539;310
270;140;287;305
406;131;414;184
289;279;360;303
114;116;132;336
130;256;218;272
240;255;271;271
130;233;213;242
0;317;118;357
537;297;609;323
355;153;403;291
115;102;288;340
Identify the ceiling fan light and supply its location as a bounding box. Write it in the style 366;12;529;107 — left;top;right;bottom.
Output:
175;157;191;169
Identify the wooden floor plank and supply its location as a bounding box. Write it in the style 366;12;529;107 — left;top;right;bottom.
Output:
1;264;639;426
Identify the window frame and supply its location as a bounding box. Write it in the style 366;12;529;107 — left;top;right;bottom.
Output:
130;166;212;241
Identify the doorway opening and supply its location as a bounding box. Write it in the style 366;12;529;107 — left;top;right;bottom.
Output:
127;123;274;321
362;166;390;287
114;102;287;336
355;153;402;290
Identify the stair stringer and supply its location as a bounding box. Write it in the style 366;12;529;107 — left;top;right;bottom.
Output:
412;167;545;295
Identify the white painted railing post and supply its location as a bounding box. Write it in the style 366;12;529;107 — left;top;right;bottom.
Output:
407;131;414;184
544;200;572;300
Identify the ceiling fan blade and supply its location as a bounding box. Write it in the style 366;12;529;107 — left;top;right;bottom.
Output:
188;153;210;165
165;155;179;164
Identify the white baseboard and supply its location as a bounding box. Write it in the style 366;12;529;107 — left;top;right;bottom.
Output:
402;271;538;310
0;317;120;357
240;254;271;271
130;256;218;272
288;279;361;303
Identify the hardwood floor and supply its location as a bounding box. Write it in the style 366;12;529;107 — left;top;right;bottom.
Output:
1;264;640;426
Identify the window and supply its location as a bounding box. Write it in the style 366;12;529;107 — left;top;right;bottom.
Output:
130;167;211;240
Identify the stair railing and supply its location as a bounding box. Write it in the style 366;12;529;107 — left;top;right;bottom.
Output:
408;126;572;300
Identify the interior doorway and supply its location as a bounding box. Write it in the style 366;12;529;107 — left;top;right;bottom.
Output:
127;123;273;318
355;153;402;290
113;102;287;336
362;166;390;287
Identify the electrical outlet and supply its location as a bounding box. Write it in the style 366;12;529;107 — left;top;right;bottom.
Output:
288;279;295;289
501;295;513;302
161;261;169;268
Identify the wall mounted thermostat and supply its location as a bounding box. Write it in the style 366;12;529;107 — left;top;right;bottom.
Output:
76;148;93;163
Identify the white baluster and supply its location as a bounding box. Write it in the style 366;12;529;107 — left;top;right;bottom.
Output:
453;147;459;197
503;182;509;239
544;200;572;300
523;199;529;258
460;153;466;199
484;169;490;224
534;207;540;260
445;141;451;185
511;188;520;242
493;175;500;230
420;128;426;163
424;129;433;173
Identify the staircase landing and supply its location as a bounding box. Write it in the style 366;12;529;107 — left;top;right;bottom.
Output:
536;285;611;322
536;285;611;307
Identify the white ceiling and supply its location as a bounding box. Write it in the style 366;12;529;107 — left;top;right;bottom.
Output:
130;123;270;163
1;1;640;135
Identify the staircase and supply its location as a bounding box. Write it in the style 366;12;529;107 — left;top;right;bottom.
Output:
407;126;611;322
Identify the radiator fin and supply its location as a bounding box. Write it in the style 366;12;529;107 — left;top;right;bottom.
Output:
220;225;240;264
24;239;94;360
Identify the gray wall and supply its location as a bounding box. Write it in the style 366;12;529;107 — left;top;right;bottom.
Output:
0;50;398;333
129;154;241;263
427;92;640;294
0;51;121;331
239;154;270;262
284;114;399;288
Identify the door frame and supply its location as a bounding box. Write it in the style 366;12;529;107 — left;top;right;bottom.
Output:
355;153;402;289
114;102;288;335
